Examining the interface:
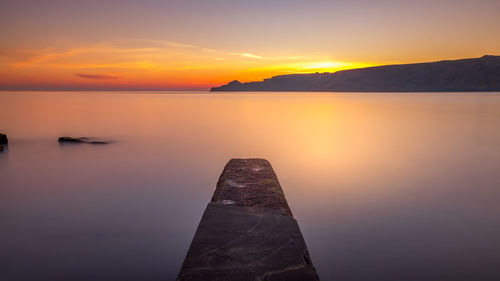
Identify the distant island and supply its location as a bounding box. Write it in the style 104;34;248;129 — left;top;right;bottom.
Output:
211;55;500;92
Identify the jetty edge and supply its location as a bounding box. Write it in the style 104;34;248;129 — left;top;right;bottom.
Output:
177;158;320;281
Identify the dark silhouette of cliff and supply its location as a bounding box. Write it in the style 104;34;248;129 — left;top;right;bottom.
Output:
211;55;500;92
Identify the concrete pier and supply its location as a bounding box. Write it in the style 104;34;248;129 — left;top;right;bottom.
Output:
177;158;320;281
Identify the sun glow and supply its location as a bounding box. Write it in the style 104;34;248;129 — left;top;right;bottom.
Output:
235;60;376;83
295;61;374;73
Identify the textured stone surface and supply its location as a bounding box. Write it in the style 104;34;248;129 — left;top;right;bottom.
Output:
177;158;319;281
211;158;292;216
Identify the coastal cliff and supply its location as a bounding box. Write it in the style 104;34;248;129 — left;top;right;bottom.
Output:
211;55;500;92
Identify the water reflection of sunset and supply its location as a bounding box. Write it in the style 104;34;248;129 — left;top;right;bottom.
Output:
2;92;500;280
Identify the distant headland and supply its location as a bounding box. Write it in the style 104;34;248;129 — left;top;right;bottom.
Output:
211;55;500;92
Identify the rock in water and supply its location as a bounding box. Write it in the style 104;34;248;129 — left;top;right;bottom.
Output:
58;137;110;144
89;141;108;144
58;137;88;143
177;158;320;281
0;133;7;144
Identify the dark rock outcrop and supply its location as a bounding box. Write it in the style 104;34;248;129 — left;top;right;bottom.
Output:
58;137;110;144
58;137;87;143
0;133;7;145
177;158;320;281
211;55;500;92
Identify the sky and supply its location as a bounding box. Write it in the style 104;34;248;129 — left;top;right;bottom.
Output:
0;0;499;90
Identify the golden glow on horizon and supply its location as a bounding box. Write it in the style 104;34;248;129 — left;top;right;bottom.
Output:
0;39;380;90
259;61;375;73
2;0;499;90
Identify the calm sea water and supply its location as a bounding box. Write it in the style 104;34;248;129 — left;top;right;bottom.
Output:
1;91;500;281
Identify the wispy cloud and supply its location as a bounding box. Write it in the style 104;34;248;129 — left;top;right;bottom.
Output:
0;38;372;90
75;73;121;80
230;52;263;59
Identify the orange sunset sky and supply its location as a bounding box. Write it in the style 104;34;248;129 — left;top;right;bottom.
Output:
1;0;499;90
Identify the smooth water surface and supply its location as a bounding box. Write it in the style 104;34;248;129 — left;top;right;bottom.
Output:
1;91;500;281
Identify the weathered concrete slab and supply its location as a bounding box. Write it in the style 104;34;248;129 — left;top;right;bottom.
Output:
177;158;320;281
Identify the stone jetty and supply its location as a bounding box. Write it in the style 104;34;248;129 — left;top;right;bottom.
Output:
177;158;320;281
